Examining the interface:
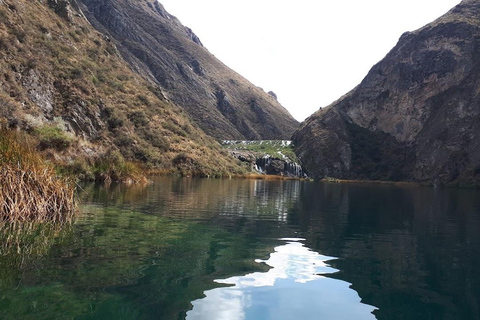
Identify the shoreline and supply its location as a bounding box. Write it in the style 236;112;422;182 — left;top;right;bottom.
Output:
320;177;422;186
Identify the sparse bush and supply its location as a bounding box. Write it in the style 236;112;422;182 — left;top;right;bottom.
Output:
38;24;49;34
35;125;72;151
140;127;170;151
172;152;192;165
105;44;116;55
108;80;125;92
62;158;95;181
172;152;203;176
93;149;146;184
114;133;134;147
116;74;130;81
147;85;166;101
13;29;26;43
97;73;107;83
68;31;80;42
163;121;187;137
137;94;150;107
69;67;84;79
133;144;153;162
106;110;126;131
128;110;149;127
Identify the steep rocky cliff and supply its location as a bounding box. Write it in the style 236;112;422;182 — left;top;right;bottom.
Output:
0;0;245;177
293;0;480;187
76;0;299;140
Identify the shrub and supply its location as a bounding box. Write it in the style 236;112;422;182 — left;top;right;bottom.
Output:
62;158;95;181
106;108;126;131
69;67;83;79
172;152;190;165
128;110;149;127
114;133;134;147
172;152;202;176
137;94;150;106
35;125;72;151
163;121;187;137
139;127;170;151
93;149;146;184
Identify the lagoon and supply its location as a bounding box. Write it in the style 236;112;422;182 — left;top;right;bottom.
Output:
0;177;479;319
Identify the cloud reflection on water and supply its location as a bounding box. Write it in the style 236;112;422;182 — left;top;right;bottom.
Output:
187;239;377;320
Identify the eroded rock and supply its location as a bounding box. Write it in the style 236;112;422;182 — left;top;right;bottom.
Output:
294;0;480;187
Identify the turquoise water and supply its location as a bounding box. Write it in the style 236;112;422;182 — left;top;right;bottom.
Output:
0;177;479;319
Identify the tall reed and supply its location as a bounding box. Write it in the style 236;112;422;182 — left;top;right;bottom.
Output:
0;129;75;223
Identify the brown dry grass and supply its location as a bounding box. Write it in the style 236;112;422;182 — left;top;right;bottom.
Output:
0;0;246;179
0;129;75;223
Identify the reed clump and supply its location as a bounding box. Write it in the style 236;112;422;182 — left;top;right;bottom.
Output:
0;222;71;258
0;129;75;223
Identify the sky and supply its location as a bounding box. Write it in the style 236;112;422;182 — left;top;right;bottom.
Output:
159;0;461;121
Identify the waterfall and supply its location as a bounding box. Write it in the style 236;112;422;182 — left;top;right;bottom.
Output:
254;156;306;178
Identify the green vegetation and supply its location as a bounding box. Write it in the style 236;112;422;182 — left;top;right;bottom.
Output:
0;190;273;319
0;129;75;223
35;124;72;151
222;140;299;162
91;149;146;184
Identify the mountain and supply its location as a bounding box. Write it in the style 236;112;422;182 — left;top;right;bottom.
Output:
0;0;247;178
293;0;480;187
76;0;299;140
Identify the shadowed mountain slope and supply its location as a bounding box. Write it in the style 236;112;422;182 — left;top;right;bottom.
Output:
293;0;480;187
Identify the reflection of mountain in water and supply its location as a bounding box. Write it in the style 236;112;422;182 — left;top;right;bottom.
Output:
81;177;301;222
2;178;478;319
291;182;480;320
187;239;377;320
219;180;301;222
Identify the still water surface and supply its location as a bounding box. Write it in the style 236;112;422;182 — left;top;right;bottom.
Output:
0;177;479;319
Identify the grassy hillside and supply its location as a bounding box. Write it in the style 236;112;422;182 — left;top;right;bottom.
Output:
0;0;245;179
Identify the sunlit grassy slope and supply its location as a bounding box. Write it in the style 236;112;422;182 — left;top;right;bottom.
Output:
0;0;245;179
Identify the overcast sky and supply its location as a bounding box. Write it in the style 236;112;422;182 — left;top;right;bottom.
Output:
159;0;461;121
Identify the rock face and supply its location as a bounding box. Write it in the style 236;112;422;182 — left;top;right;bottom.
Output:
224;140;306;177
77;0;299;140
230;150;305;177
293;0;480;186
